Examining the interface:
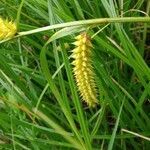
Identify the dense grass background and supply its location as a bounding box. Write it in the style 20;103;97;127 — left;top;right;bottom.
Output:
0;0;150;149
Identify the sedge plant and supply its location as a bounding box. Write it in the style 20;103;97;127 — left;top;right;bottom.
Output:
0;0;150;150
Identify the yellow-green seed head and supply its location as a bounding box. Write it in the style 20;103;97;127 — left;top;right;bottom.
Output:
72;32;98;107
0;18;17;40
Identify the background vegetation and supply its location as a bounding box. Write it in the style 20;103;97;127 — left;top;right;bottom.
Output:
0;0;150;149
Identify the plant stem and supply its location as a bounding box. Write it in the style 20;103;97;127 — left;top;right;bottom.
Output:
18;17;150;36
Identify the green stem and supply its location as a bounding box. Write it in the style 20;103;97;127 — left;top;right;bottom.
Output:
18;17;150;36
1;17;150;44
16;0;25;31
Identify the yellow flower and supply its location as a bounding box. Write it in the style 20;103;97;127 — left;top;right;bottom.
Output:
72;32;98;107
0;18;17;40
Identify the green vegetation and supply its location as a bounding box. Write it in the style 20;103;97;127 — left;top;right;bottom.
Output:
0;0;150;149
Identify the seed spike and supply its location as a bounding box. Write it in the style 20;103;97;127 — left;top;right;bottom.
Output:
0;17;17;40
72;32;98;107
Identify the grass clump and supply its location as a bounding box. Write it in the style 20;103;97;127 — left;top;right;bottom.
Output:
0;0;150;150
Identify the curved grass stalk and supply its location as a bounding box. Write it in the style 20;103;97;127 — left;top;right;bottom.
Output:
1;17;150;43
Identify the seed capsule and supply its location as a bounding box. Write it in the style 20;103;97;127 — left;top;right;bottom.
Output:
72;32;98;107
0;18;17;40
